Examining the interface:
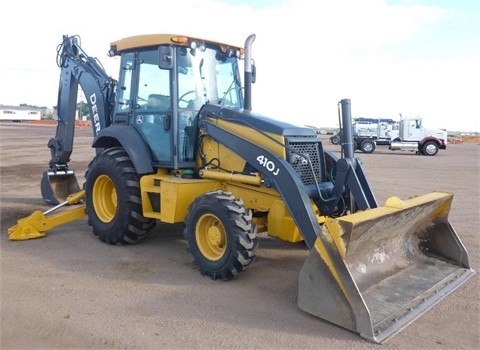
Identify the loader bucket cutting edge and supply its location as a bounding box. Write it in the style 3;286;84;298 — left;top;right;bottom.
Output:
298;191;475;344
41;170;80;205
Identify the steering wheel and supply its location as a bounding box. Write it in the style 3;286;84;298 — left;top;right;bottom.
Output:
135;96;149;109
179;90;196;109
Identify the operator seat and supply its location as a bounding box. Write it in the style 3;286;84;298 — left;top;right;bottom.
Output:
147;94;171;113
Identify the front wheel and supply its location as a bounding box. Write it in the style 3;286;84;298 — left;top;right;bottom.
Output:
330;135;341;145
184;190;257;280
85;147;155;244
422;141;439;156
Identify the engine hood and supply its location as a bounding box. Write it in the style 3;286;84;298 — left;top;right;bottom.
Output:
198;104;317;137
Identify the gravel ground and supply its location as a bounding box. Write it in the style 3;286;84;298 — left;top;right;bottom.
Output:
1;122;479;349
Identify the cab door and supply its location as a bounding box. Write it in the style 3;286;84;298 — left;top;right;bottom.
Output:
405;118;423;141
133;49;173;166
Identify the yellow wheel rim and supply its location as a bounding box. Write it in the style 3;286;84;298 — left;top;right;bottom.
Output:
195;213;226;261
92;174;117;223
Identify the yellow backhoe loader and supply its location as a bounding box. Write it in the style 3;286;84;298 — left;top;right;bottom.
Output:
8;33;474;343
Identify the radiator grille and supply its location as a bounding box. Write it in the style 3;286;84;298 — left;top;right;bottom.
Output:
286;137;322;185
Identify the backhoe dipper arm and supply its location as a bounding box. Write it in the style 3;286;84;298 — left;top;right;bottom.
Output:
47;35;116;172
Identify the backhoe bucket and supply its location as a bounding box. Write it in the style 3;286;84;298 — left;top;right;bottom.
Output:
298;191;474;343
41;170;81;205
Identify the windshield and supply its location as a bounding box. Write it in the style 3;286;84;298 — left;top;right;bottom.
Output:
176;46;243;111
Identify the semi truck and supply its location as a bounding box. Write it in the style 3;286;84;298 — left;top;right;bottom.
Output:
331;116;447;156
388;116;447;156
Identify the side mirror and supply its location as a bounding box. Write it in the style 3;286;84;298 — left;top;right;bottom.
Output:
159;46;173;69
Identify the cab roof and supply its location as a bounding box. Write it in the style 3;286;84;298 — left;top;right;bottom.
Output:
110;34;242;55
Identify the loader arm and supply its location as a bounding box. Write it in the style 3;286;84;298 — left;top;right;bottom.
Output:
198;100;378;234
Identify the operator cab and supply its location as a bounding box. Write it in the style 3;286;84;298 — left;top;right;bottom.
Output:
112;35;244;169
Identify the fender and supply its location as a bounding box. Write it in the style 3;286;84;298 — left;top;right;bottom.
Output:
420;136;447;149
92;125;154;174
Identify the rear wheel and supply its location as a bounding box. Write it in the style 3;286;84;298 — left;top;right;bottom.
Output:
184;190;257;280
422;141;439;156
85;147;155;244
360;139;376;153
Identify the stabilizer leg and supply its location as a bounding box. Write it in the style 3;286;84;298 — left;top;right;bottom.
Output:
8;190;86;240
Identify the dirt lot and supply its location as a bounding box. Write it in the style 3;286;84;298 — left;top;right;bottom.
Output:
1;122;479;349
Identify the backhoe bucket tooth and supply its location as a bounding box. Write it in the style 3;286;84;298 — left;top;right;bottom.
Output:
41;170;80;205
298;191;475;344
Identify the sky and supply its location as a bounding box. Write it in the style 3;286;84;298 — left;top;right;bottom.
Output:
0;0;478;132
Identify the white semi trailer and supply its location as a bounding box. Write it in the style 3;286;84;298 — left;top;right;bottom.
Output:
352;117;397;152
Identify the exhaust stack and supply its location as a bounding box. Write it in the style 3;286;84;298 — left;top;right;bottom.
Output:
243;34;256;111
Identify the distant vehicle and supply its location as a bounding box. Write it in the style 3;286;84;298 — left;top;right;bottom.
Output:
388;116;447;156
329;118;397;151
329;132;341;145
352;118;398;152
331;116;447;156
0;106;42;122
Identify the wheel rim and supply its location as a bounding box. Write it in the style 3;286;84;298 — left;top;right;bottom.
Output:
92;174;117;223
195;213;226;261
425;144;436;155
364;143;373;152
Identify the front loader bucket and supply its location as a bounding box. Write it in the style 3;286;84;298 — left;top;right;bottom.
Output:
298;191;474;343
41;170;81;205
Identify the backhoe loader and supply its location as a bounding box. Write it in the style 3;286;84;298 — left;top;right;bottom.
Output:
8;33;474;343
